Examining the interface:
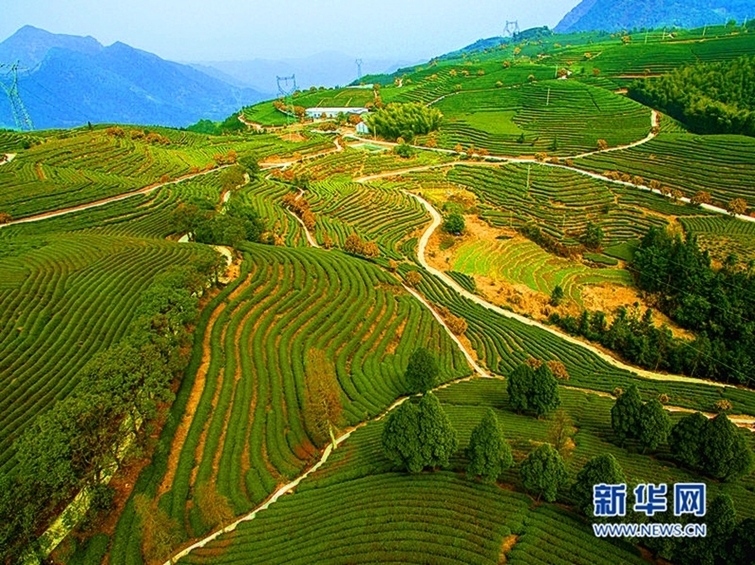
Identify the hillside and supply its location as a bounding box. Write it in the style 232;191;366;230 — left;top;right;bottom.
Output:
0;26;267;129
555;0;753;33
1;24;755;565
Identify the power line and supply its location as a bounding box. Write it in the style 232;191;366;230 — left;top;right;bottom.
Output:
0;62;33;130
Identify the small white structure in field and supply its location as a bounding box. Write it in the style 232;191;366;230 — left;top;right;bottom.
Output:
305;107;369;119
356;121;369;135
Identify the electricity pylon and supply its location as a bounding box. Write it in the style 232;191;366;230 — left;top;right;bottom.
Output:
0;63;33;131
276;74;298;126
503;21;520;38
356;59;363;82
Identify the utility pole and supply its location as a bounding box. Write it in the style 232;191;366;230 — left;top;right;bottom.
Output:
702;25;707;38
644;30;649;44
526;164;531;197
0;62;33;131
546;87;551;106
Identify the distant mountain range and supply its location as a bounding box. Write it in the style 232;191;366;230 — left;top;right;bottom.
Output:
0;26;268;130
190;53;416;94
555;0;753;33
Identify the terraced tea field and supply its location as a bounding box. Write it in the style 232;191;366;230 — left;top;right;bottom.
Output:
4;23;755;565
450;237;632;303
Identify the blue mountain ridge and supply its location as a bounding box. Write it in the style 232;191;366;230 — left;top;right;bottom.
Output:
0;26;267;130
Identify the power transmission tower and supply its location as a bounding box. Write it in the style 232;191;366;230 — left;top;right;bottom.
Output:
0;62;33;131
503;21;520;38
355;59;363;82
276;74;298;126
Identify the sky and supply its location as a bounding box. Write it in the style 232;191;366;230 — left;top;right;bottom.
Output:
0;0;581;62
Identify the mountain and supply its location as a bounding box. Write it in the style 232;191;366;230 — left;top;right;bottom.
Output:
192;52;416;93
0;26;269;130
555;0;753;33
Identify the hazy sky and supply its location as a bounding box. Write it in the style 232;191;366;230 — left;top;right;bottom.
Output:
1;0;580;61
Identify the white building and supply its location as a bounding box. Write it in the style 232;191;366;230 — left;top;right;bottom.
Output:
356;121;369;135
305;107;370;119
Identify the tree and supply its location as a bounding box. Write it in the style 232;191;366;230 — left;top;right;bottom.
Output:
669;411;707;470
417;392;459;469
728;518;755;565
675;494;736;565
366;102;442;142
195;482;234;530
727;198;748;216
134;494;182;563
405;347;439;394
690;191;712;206
581;222;604;251
571;454;626;517
638;398;671;451
344;233;365;255
382;400;423;472
507;363;534;413
466;409;513;483
597;139;608;150
529;364;560;418
700;413;754;481
304;349;343;448
611;384;643;445
382;393;458;472
443;213;465;235
519;443;567;502
550;285;565;306
547;409;576;458
405;271;423;287
0;211;13;224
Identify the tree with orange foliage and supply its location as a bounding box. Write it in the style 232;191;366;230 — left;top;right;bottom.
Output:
303;349;343;448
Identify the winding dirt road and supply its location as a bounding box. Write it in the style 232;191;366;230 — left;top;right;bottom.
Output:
405;190;728;389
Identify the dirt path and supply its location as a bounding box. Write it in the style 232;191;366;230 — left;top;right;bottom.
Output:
405;190;730;389
0;165;233;228
1;153;16;165
238;113;264;132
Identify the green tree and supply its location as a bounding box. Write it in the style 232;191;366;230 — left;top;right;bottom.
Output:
466;409;513;483
381;393;458;472
507;363;533;413
529;364;560;418
669;411;707;470
571;454;626;517
611;384;643;445
417;392;459;469
638;398;671;452
382;400;423;472
581;222;604;250
675;494;736;565
443;212;465;235
728;518;755;564
366;102;443;141
405;347;439;394
550;285;565;306
519;443;567;502
701;413;755;481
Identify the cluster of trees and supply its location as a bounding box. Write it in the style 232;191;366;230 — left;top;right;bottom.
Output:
187;112;248;136
632;227;755;386
552;226;755;386
382;349;457;472
507;360;561;418
0;260;220;562
570;453;755;565
670;411;754;481
172;198;265;248
611;385;670;451
550;306;681;373
344;233;380;258
281;192;316;231
628;56;755;137
610;384;753;480
366;102;442;142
